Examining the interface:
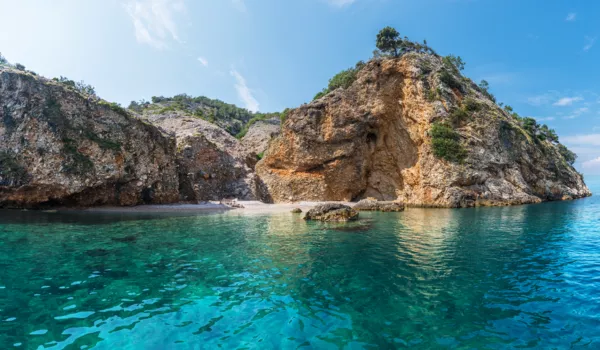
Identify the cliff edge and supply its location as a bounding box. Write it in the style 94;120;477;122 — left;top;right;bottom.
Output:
0;67;179;208
256;53;591;207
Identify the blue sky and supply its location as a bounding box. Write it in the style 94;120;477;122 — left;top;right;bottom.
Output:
1;0;599;175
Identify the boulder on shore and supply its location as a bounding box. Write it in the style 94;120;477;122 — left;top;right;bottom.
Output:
303;203;358;222
353;199;405;212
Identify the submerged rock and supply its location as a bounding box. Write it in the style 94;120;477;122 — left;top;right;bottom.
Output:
291;208;302;213
303;203;358;222
328;221;373;232
353;199;405;212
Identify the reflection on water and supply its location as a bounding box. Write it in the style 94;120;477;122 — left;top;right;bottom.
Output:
0;179;599;349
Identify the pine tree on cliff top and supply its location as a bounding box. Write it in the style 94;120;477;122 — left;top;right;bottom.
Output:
376;27;401;57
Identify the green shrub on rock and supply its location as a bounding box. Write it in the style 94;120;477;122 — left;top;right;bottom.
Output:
463;98;480;112
449;108;469;126
312;61;367;101
430;123;467;163
439;70;462;91
443;55;465;71
558;144;577;165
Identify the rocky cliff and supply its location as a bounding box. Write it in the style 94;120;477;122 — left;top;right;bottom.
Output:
256;53;591;207
141;111;269;202
131;95;279;137
240;117;281;156
0;67;180;208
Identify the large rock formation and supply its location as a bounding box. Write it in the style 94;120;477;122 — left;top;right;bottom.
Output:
141;111;269;202
241;117;281;156
353;199;405;212
303;203;359;222
256;53;591;207
0;67;179;208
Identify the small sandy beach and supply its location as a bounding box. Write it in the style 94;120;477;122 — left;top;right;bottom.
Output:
83;201;354;214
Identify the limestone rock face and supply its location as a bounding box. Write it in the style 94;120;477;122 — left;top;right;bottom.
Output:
0;68;180;208
303;203;359;222
241;117;280;156
257;53;591;207
142;112;270;202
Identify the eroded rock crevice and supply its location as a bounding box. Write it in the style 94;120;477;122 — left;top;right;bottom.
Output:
256;53;590;207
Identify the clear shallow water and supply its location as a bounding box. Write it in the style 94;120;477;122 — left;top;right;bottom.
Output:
1;178;599;349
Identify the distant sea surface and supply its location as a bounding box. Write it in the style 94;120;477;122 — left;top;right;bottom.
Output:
0;177;599;349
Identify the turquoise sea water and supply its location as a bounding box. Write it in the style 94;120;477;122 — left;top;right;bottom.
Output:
0;178;599;349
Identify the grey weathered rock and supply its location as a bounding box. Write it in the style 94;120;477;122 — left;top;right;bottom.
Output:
303;203;359;222
241;117;280;156
257;53;591;207
353;199;405;212
141;111;270;202
0;67;180;208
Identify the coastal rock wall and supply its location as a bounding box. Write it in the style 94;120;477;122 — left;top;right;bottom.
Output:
256;54;591;207
142;112;270;202
0;68;180;208
241;117;281;156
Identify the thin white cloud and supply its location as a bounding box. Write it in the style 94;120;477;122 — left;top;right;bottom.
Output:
584;36;596;52
566;13;576;21
232;0;246;12
562;134;600;146
535;116;555;122
564;107;590;120
553;97;583;106
327;0;356;7
124;0;186;50
197;56;208;67
230;69;259;112
582;157;600;173
527;94;554;106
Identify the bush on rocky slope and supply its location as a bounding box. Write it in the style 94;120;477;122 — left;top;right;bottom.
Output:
256;26;590;206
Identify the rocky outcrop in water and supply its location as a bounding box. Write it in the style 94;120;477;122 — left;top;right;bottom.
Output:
0;67;179;208
256;53;591;207
141;111;270;202
303;203;359;222
353;199;405;212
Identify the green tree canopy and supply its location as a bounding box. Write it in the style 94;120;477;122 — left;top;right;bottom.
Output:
444;55;465;71
376;27;401;57
479;80;489;91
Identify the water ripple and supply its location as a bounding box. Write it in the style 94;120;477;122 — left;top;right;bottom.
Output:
0;178;599;348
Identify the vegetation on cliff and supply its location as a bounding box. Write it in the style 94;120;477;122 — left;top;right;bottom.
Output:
309;27;577;167
129;94;281;137
0;62;180;208
256;27;590;206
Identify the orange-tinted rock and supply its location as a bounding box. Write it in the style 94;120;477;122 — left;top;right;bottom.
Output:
257;53;591;207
